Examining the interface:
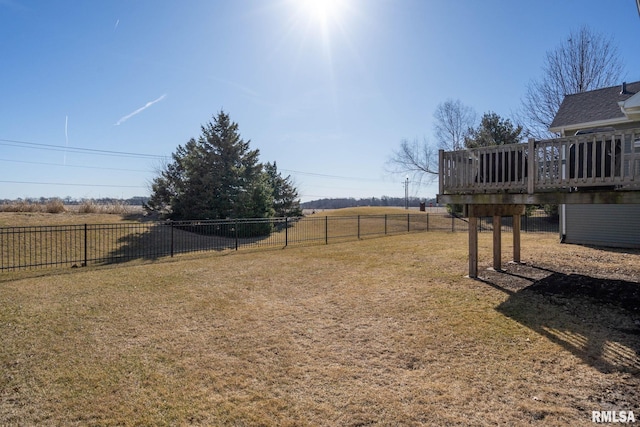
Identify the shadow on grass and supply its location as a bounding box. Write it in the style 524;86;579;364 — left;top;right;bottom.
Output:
101;222;278;265
479;264;640;374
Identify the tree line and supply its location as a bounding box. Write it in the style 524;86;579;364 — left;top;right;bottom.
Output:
301;197;437;210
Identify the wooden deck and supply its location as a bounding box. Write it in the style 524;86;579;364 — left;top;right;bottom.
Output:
436;127;640;277
437;127;640;205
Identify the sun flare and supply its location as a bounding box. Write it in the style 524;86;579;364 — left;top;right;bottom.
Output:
298;0;345;25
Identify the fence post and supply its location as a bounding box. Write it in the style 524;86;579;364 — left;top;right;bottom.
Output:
426;213;429;232
407;214;410;232
170;221;174;257
469;216;478;278
84;224;87;267
513;214;521;263
285;217;288;247
235;219;239;250
325;216;328;245
384;214;387;235
358;215;360;239
452;215;455;232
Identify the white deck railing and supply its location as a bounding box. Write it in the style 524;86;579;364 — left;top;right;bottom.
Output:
439;128;640;195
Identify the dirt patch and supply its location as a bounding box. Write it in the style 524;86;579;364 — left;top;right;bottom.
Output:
482;261;640;314
528;273;640;314
478;249;640;417
479;243;640;312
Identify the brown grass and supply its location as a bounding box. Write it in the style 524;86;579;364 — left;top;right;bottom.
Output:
1;231;638;425
0;201;137;218
0;211;142;227
307;206;421;216
0;199;67;214
75;200;133;215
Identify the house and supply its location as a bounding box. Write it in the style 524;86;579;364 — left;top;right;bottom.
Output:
550;80;640;248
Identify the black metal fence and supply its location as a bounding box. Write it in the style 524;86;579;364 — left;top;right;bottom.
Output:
0;211;558;272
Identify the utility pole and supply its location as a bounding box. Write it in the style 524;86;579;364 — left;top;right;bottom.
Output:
404;176;409;209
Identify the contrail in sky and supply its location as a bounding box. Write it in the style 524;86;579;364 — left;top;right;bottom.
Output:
114;94;167;126
114;19;119;30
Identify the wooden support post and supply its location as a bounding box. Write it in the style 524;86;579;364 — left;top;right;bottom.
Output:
466;204;524;277
469;216;478;278
513;214;521;263
493;215;502;271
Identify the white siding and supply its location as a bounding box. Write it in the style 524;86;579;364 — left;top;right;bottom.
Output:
564;204;640;248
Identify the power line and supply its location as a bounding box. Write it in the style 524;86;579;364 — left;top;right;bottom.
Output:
1;138;386;182
0;138;399;197
280;168;382;182
0;138;167;159
0;158;153;173
0;180;147;189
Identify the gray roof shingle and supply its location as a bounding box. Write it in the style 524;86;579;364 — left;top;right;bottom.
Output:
549;81;640;131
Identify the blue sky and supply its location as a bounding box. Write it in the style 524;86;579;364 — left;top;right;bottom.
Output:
1;0;639;202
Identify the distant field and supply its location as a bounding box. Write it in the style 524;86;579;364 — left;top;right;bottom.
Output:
0;206;437;227
303;206;448;216
1;231;638;425
0;211;143;227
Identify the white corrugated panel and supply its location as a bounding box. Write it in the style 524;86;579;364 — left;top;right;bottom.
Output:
565;205;640;248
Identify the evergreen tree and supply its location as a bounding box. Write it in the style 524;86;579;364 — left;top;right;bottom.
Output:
147;111;270;221
465;112;523;148
264;162;302;217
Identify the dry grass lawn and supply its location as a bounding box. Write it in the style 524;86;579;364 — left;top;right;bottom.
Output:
1;231;638;426
0;211;141;227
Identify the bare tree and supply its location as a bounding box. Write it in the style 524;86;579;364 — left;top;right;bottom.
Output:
387;99;476;186
386;137;439;186
433;99;476;151
521;25;624;138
